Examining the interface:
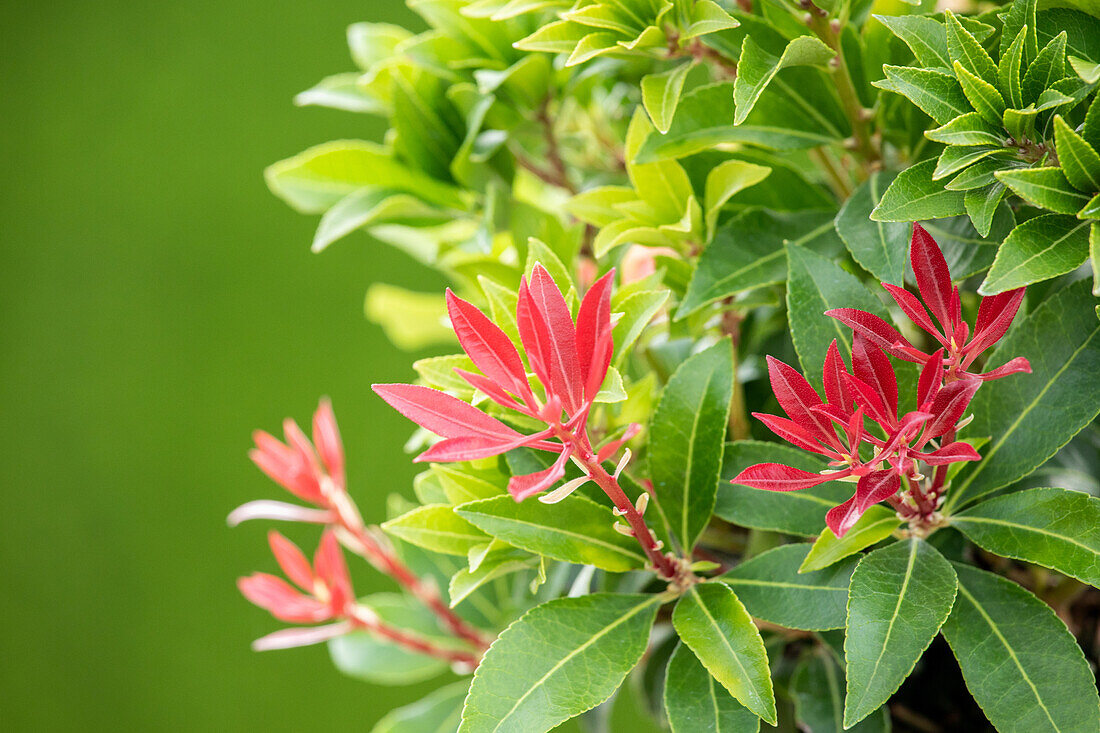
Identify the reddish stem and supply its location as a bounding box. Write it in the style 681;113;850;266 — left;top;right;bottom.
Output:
350;606;480;670
336;524;493;651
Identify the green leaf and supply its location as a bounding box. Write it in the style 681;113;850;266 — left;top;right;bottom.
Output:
649;339;733;551
371;681;468;733
449;547;533;607
1070;54;1100;84
718;441;852;537
873;14;949;68
612;289;669;360
1022;31;1067;105
642;62;694;134
843;538;958;728
995;167;1091;214
786;242;892;389
458;593;661;733
313;189;446;252
951;487;1100;587
383;504;490;556
948;280;1100;509
1000;0;1038;66
964;182;1009;238
979;214;1090;293
664;643;759;733
456;494;647;572
935;146;1004;181
702;160;772;241
945;9;998;84
733;36;835;125
635;82;839;162
330;593;461;685
799;506;902;573
721;544;856;631
791;647;889;733
626;110;695;224
366;284;456;350
679;210;836;318
295;72;384;114
999;26;1027;109
925;111;1004;147
941;563;1100;733
672;583;776;724
1093;222;1100;295
874;66;970;125
682;0;741;40
836;171;909;285
870;159;966;222
265;140;466;214
1054;115;1100;192
432;463;504;504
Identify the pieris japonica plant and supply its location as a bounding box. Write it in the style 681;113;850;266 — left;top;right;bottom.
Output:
236;0;1100;730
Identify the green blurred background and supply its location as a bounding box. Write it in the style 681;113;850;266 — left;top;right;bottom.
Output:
0;1;455;729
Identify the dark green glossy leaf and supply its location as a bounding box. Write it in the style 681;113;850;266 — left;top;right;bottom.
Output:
459;593;661;733
995;167;1091;214
874;14;949;68
649;339;733;551
926;112;1003;146
672;583;776;724
664;643;760;733
456;494;647;572
791;647;889;733
786;242;893;388
843;538;957;728
979;214;1090;293
874;66;970;125
1053;115;1100;192
679;210;838;317
951;487;1100;587
949;280;1100;509
718;441;852;537
941;563;1100;733
964;182;1009;239
945;10;997;84
721;544;856;631
836;171;909;285
1021;32;1067;105
999;26;1027;108
870;159;966;222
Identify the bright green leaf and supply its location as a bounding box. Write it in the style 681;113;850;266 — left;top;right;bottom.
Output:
870;159;966;222
703;160;772;240
733;36;835;125
649;339;733;551
979;214;1090;293
874;66;970;125
383;504;490;556
642;62;694;134
800;506;901;573
995;167;1091;214
1053;115;1100;192
456;494;647;572
672;583;777;724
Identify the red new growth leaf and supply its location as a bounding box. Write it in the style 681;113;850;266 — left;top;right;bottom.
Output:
238;530;353;625
522;264;584;414
576;270;614;401
447;290;530;400
766;356;839;449
742;222;1032;536
910;223;954;331
373;383;523;444
825;308;922;361
732;463;848;492
249;398;347;506
852;333;898;419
